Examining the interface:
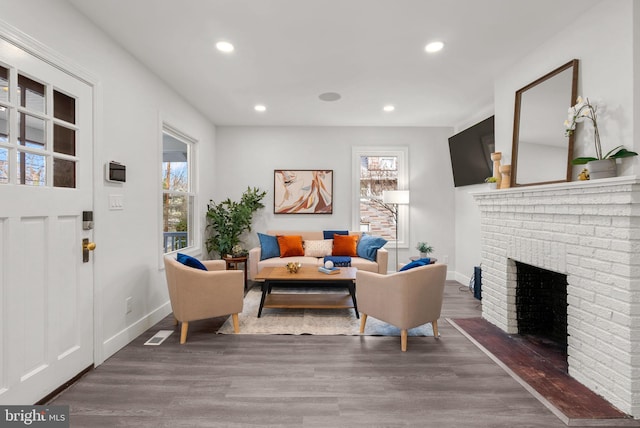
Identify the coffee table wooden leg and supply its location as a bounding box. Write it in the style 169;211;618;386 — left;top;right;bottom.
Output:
347;282;359;319
258;280;269;317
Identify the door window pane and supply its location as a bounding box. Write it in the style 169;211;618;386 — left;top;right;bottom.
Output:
18;74;45;113
0;66;7;103
53;124;75;156
0;148;7;184
18;150;45;186
53;158;75;188
53;90;75;124
0;107;7;142
18;113;45;149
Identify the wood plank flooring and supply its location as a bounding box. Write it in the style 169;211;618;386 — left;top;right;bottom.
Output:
48;281;639;427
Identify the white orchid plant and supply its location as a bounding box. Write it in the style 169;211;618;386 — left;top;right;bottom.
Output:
565;96;637;165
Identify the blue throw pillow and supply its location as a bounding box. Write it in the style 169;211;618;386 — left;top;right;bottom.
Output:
356;233;387;261
399;258;431;272
176;253;208;270
258;233;280;260
323;230;349;240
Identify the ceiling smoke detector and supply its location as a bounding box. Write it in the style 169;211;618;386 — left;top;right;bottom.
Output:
318;92;341;102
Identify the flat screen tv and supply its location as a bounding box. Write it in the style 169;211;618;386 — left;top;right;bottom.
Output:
448;116;495;187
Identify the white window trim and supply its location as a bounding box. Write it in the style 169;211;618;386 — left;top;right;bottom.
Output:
351;146;409;248
159;121;199;266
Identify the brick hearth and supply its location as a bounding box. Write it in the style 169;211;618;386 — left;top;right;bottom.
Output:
474;176;640;418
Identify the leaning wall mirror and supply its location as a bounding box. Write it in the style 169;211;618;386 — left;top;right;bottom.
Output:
511;59;579;187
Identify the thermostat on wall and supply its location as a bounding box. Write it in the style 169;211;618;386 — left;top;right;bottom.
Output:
105;161;126;183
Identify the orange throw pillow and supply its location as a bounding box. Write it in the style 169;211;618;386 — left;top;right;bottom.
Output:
277;235;304;257
332;234;358;256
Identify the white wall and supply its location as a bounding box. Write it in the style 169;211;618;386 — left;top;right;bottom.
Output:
454;0;638;286
215;126;456;275
0;0;218;363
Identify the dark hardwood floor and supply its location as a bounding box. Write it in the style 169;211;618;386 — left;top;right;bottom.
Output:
48;281;637;427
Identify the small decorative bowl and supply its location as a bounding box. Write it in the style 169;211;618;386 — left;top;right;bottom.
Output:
286;262;302;273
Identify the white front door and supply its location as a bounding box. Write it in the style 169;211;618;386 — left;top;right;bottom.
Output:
0;36;94;404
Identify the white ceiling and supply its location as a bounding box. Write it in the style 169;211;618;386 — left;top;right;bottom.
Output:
66;0;600;127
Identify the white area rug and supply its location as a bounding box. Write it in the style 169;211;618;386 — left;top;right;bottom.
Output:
217;288;434;336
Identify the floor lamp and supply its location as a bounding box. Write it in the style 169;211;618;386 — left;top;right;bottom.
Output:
382;190;410;272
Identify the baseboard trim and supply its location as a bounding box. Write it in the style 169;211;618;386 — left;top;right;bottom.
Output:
454;271;471;286
102;301;172;362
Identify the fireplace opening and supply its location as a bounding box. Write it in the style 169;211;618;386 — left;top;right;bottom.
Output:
515;261;568;356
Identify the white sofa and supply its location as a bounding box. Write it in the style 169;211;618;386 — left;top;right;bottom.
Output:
248;230;388;281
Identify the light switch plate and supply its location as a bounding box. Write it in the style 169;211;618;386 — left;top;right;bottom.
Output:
109;194;124;210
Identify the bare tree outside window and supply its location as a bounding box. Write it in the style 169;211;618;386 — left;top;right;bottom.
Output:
162;130;193;253
359;156;398;241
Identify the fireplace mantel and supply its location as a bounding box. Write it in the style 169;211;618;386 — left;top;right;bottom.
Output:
473;175;640;196
473;175;640;417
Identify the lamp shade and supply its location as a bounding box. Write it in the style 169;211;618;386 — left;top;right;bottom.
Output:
382;190;410;205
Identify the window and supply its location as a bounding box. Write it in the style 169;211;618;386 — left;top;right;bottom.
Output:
352;147;409;246
162;126;196;254
0;66;78;187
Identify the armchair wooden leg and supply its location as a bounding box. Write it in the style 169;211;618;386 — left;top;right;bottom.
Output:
401;329;408;352
432;320;439;338
232;313;240;333
180;321;189;344
359;313;368;334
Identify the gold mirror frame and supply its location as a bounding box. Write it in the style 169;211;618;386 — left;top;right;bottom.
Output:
511;59;579;187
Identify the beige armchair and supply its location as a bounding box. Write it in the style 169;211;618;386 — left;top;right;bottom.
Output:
357;263;447;351
164;256;244;344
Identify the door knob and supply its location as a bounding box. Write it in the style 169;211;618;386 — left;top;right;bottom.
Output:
82;238;96;262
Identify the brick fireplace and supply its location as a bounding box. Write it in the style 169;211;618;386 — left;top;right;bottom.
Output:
474;176;640;418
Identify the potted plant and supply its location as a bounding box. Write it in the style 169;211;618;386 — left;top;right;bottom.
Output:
565;96;637;179
485;176;498;189
416;242;433;258
205;187;266;258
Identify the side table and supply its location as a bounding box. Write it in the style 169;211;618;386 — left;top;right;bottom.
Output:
223;256;248;290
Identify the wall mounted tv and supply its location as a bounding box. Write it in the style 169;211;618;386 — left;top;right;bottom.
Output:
448;116;495;187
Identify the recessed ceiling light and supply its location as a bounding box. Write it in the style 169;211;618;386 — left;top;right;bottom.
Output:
254;104;266;112
216;41;234;53
383;105;395;112
425;41;444;53
319;92;341;102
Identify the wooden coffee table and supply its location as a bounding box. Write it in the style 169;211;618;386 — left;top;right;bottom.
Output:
253;266;358;318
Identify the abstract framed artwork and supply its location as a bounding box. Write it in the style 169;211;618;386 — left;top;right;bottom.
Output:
274;170;333;214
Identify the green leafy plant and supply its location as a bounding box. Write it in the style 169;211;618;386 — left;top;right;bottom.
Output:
565;96;638;165
206;187;266;258
485;176;497;183
416;242;433;255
